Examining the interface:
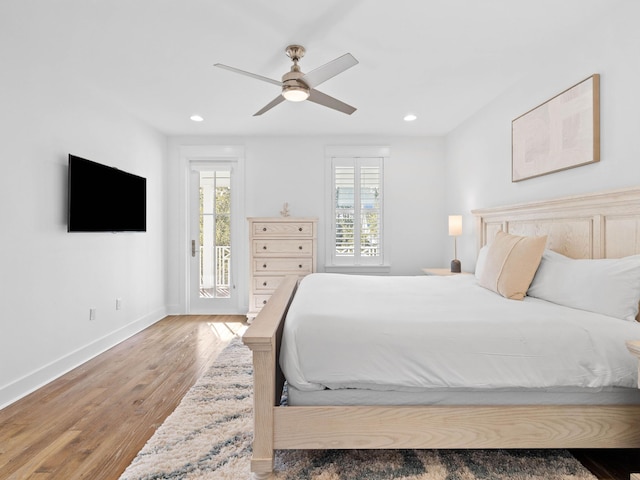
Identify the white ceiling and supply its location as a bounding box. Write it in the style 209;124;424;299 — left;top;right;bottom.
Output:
4;0;624;136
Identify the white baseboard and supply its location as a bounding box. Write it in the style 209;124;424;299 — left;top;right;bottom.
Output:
165;303;181;315
0;307;167;410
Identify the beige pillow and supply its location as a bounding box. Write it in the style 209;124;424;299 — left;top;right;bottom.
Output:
478;231;547;300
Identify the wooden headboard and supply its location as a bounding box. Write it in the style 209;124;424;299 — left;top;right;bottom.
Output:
472;186;640;260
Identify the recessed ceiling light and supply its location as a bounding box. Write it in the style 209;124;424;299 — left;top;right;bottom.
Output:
404;114;417;122
190;114;204;122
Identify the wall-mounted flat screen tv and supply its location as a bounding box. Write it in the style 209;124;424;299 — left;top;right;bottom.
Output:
68;154;147;232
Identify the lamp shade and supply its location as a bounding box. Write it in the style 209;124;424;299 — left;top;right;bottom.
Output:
448;215;462;236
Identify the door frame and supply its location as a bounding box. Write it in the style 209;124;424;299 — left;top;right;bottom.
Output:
179;145;247;314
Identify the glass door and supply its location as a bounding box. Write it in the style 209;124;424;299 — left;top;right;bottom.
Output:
189;163;238;313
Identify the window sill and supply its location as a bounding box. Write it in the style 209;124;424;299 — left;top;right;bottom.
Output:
324;264;391;275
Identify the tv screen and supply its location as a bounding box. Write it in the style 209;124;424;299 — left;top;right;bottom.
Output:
68;154;147;232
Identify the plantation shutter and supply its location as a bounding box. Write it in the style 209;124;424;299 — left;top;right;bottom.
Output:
332;157;383;265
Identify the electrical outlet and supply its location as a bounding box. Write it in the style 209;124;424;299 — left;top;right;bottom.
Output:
116;298;122;310
89;308;96;321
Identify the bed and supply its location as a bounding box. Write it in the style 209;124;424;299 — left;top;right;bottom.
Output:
242;187;640;479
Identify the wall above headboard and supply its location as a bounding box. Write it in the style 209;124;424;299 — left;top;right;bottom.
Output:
472;186;640;260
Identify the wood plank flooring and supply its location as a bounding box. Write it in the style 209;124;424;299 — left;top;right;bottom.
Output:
0;315;246;480
0;314;638;479
571;449;640;480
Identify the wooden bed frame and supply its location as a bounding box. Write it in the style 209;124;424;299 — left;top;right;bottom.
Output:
243;187;640;479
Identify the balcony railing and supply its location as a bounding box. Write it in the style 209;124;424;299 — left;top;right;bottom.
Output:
200;245;230;298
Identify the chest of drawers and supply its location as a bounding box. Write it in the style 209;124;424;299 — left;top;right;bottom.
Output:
247;217;317;320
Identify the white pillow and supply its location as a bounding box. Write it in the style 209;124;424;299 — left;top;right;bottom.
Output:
527;249;640;321
475;245;489;280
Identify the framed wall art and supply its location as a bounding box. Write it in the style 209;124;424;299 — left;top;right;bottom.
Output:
512;74;600;182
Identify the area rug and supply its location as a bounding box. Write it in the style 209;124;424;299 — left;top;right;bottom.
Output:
119;337;597;480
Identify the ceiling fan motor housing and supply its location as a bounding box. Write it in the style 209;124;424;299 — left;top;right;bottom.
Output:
281;67;310;101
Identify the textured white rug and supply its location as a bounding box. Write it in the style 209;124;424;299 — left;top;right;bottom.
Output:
119;337;253;479
119;337;597;480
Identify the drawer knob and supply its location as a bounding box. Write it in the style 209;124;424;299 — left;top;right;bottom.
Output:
299;264;303;268
263;227;267;231
298;245;303;250
263;264;267;268
298;227;303;231
263;246;267;250
263;281;267;286
262;300;267;305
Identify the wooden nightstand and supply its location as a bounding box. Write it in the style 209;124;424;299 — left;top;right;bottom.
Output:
422;268;471;276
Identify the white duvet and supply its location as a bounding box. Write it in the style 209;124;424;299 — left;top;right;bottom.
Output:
280;273;640;392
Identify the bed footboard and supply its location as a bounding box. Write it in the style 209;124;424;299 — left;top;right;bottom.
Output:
242;275;298;478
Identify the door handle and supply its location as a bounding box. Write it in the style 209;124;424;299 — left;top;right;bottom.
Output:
191;240;196;257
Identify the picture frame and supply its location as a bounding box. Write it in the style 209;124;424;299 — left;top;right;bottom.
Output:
512;74;600;182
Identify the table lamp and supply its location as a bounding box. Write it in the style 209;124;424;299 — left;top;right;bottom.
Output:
448;215;462;273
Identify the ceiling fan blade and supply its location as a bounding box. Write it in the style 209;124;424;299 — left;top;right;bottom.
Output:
307;89;356;115
214;63;282;86
253;95;286;116
301;53;358;89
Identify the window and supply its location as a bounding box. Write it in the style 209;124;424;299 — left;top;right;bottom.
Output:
326;147;389;271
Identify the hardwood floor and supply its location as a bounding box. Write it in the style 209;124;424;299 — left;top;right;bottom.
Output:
0;315;247;480
570;449;640;480
0;314;637;479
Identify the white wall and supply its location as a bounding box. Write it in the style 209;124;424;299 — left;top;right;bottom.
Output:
0;55;168;408
167;135;446;313
445;1;640;272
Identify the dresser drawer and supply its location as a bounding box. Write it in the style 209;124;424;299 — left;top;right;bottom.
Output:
253;222;313;237
253;276;283;292
253;239;313;255
252;294;272;310
253;258;313;274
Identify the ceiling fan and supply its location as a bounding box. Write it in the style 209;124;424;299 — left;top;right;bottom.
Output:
214;45;358;116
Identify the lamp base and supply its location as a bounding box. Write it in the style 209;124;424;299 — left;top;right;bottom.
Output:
450;259;461;273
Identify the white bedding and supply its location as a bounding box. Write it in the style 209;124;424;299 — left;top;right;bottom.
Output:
280;273;640;394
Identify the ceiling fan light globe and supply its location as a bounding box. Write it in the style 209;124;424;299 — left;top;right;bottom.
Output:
282;87;310;102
